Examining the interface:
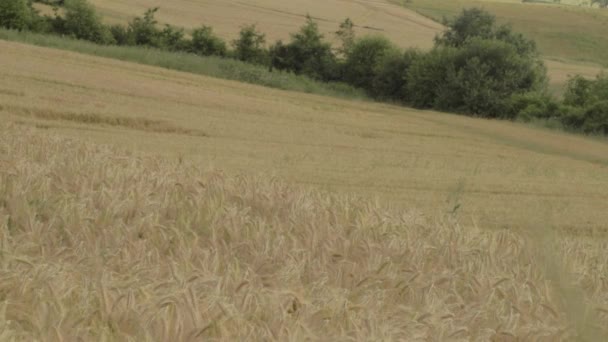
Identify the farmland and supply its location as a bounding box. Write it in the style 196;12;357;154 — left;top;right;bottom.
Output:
53;0;604;93
1;40;608;340
2;0;608;340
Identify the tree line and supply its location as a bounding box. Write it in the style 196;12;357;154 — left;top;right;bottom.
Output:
0;0;606;135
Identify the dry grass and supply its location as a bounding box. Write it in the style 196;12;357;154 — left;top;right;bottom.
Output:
86;0;443;50
1;123;607;340
2;40;608;233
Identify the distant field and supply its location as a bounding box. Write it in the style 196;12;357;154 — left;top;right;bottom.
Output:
2;40;607;234
2;41;608;340
399;0;608;67
86;0;443;50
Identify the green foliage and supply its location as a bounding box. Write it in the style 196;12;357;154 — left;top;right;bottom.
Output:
159;25;187;51
435;8;495;47
0;0;31;31
128;7;161;47
564;74;608;107
343;36;398;91
62;0;113;44
109;24;133;46
506;93;561;121
407;8;547;118
269;16;338;81
581;101;608;134
189;25;227;57
335;18;355;57
406;47;457;109
440;38;545;116
371;49;421;101
436;8;538;58
232;24;267;64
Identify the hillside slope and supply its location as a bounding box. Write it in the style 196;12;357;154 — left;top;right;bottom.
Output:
88;0;443;50
2;123;606;340
77;0;604;93
2;40;607;233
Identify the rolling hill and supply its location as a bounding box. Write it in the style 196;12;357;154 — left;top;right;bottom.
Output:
60;0;604;93
3;1;608;340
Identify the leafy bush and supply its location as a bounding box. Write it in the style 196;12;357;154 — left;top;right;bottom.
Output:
343;36;398;91
371;48;420;101
62;0;113;44
407;8;546;118
109;24;133;46
436;8;538;58
159;24;188;51
269;16;338;81
505;93;560;121
581;101;608;134
406;47;458;109
189;25;227;57
0;0;31;31
128;7;162;47
232;24;267;64
564;74;608;107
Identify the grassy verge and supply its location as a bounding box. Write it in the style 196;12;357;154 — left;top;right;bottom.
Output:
0;29;367;100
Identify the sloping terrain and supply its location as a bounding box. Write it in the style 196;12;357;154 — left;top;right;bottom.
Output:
77;0;604;93
88;0;443;50
3;122;606;340
401;0;608;66
1;40;607;233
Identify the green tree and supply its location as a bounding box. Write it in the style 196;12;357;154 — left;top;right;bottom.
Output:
62;0;113;44
269;16;338;81
128;7;162;47
159;24;187;51
0;0;31;31
232;24;267;64
189;25;227;56
436;8;538;58
335;18;355;57
343;36;398;91
371;48;421;101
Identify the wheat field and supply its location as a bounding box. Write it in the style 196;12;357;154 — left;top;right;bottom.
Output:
2;39;608;340
1;122;607;340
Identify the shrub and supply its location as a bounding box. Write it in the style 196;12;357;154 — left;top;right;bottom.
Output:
159;24;188;51
435;8;495;47
408;35;546;117
406;47;457;109
436;7;538;58
581;101;608;134
0;0;31;31
343;36;398;91
189;25;227;57
232;24;267;64
564;74;608;107
269;16;338;81
129;7;162;47
109;24;133;46
504;93;560;121
370;48;420;101
559;105;586;130
61;0;113;44
335;18;355;58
